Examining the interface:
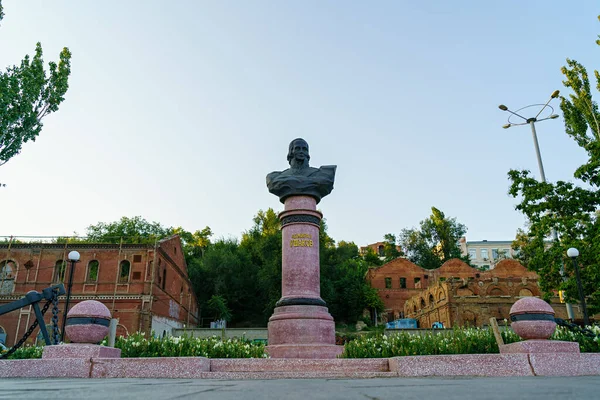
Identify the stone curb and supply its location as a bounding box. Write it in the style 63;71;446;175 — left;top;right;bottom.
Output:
2;354;600;379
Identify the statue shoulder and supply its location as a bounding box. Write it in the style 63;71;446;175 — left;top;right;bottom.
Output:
266;170;283;184
319;165;337;177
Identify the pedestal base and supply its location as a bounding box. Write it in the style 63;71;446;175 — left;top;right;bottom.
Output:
500;340;580;354
267;305;342;359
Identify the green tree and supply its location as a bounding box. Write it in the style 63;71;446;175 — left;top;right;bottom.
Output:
382;233;403;262
84;216;172;244
172;226;212;260
205;295;232;322
508;17;600;314
399;207;468;269
0;1;72;172
361;247;383;267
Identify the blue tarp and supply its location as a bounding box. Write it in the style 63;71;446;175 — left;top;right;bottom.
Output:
385;318;418;329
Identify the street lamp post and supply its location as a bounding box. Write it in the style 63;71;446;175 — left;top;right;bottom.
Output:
499;90;575;320
567;248;590;326
61;250;80;342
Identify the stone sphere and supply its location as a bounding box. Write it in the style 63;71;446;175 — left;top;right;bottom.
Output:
509;297;556;340
65;300;111;343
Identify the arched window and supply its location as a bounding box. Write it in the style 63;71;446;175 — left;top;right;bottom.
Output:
0;325;7;347
377;245;384;256
119;260;130;283
429;294;435;307
420;298;426;309
162;268;167;290
87;260;99;282
518;288;534;297
0;259;16;291
54;260;66;282
488;287;505;296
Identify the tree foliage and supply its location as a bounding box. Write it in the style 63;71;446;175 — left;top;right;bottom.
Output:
399;207;468;269
0;0;72;169
185;208;384;327
508;16;600;314
84;216;172;244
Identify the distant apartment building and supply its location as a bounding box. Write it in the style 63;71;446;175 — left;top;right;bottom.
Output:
459;237;514;270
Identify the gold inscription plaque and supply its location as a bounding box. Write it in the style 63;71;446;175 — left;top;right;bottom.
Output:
290;233;313;247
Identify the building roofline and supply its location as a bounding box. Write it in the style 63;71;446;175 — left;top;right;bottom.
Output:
0;243;154;250
466;241;513;245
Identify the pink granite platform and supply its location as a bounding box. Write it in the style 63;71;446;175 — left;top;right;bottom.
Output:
91;357;210;378
210;358;389;372
43;344;121;359
500;340;580;354
2;353;600;378
0;358;92;378
390;354;533;377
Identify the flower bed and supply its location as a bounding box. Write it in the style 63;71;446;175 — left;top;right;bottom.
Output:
2;326;598;360
110;332;268;358
339;326;600;358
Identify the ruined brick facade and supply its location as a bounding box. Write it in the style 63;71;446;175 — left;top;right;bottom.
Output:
0;236;199;346
367;258;587;327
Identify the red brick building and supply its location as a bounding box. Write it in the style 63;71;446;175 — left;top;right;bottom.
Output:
0;236;199;346
366;257;585;326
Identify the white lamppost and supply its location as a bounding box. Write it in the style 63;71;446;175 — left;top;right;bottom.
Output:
61;250;80;342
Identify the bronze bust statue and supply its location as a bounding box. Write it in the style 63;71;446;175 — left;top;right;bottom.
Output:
266;138;336;204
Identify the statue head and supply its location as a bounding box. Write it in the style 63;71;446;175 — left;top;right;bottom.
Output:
287;138;310;167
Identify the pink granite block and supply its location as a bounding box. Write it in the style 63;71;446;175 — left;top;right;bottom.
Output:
529;353;600;376
284;196;317;211
265;344;344;359
390;354;533;377
199;371;397;380
268;306;336;345
90;357;210;378
500;340;580;354
0;358;91;378
43;344;121;359
210;358;389;372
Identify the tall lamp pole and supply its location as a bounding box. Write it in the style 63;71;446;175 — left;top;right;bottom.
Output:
499;90;575;320
61;250;80;342
567;248;590;326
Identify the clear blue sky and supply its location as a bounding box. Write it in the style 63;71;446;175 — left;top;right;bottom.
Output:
1;0;598;246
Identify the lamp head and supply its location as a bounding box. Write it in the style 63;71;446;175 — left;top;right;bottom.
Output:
550;114;559;119
68;250;81;262
551;90;560;99
499;104;508;111
567;247;579;258
502;124;511;129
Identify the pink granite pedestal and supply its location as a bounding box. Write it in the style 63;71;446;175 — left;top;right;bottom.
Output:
266;196;343;358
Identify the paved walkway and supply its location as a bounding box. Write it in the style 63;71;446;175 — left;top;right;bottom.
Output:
0;377;598;400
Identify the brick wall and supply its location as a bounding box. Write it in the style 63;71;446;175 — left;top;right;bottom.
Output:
0;236;199;346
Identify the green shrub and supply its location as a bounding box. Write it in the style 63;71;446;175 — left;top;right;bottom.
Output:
340;326;599;358
1;344;44;360
110;332;267;358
